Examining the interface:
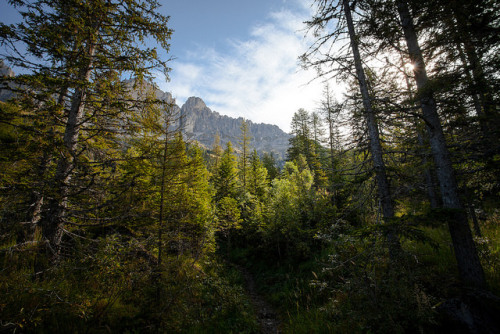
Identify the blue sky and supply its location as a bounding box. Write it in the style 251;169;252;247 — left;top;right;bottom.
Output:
1;0;337;132
159;0;335;132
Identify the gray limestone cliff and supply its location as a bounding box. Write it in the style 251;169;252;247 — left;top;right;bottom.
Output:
179;96;290;159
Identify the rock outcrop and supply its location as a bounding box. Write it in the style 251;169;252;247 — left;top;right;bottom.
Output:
179;96;290;159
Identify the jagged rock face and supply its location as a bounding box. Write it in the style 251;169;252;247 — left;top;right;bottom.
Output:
180;96;290;159
125;83;291;158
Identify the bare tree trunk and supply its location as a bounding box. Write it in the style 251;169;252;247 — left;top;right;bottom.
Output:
448;3;499;161
29;87;68;239
467;201;482;238
343;0;400;256
396;0;486;288
455;40;484;123
327;108;337;203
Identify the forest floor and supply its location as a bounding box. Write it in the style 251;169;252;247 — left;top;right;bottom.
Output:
233;263;282;333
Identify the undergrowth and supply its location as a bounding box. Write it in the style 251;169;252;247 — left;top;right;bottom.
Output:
0;237;258;333
230;216;500;334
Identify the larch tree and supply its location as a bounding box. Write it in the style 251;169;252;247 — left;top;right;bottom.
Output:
212;142;241;254
248;149;269;201
0;0;172;253
212;142;240;203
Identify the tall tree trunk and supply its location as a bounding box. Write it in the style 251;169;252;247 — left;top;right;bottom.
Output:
42;43;96;253
396;0;486;288
455;38;484;123
155;111;170;301
343;0;399;256
451;21;497;152
324;92;338;203
416;131;440;209
400;48;440;210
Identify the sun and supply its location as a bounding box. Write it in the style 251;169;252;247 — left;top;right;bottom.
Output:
404;63;415;71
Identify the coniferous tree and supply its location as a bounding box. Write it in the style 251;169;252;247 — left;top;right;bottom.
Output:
303;0;400;255
209;131;224;172
395;0;486;288
248;149;269;201
288;108;327;188
262;152;280;183
0;0;172;253
319;83;344;200
211;142;241;254
238;119;252;192
212;142;240;203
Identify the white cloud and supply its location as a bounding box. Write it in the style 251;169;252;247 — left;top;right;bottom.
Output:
162;5;333;133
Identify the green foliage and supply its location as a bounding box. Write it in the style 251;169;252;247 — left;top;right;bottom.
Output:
288;109;328;188
262;152;280;182
0;240;259;333
247;150;268;200
1;0;499;331
216;197;242;233
212;142;240;202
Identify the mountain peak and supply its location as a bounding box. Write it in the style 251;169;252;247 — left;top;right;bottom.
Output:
179;95;290;159
183;96;207;110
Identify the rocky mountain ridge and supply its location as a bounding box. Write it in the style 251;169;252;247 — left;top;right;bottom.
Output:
132;82;291;158
178;96;290;159
0;62;290;158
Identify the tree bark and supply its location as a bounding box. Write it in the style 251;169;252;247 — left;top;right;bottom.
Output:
396;0;486;288
343;0;399;255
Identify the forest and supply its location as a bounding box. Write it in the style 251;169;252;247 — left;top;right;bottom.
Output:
0;0;499;333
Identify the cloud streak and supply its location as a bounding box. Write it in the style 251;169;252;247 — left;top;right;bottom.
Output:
161;4;327;133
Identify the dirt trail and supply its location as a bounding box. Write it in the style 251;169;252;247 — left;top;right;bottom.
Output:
235;264;282;334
